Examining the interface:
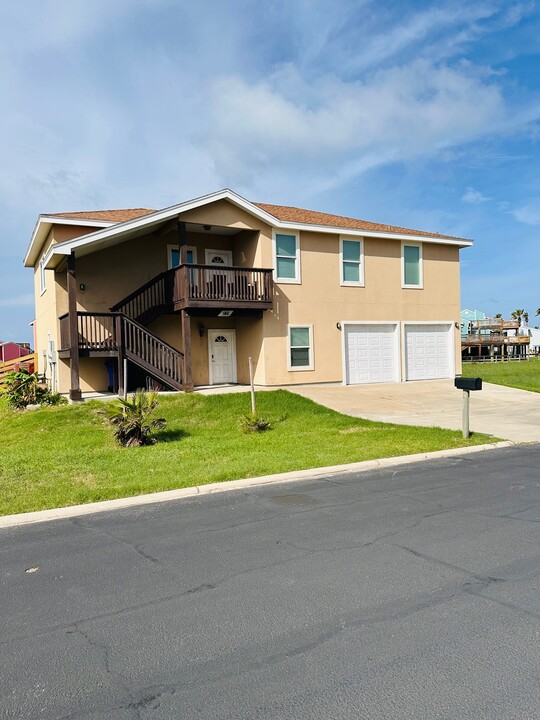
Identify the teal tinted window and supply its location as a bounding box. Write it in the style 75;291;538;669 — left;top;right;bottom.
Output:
290;327;310;346
170;248;194;267
341;240;361;284
290;326;311;368
276;234;296;257
403;245;420;285
343;262;360;283
342;240;360;262
276;234;298;279
277;257;296;279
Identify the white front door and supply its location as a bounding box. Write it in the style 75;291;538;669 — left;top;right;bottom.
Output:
344;324;399;384
208;330;237;384
404;323;452;380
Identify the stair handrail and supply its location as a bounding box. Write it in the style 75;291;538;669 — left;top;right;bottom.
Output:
121;314;184;358
110;269;174;314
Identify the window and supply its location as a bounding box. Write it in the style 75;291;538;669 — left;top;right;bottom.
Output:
402;243;423;288
340;237;363;286
168;245;197;269
39;258;46;294
274;231;300;283
288;325;313;370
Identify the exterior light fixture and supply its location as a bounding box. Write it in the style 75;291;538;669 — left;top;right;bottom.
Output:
203;225;212;231
79;283;86;291
198;323;205;337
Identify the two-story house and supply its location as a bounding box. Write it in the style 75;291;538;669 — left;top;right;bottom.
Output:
24;189;471;399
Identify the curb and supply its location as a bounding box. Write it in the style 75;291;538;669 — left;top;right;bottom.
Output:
0;440;514;529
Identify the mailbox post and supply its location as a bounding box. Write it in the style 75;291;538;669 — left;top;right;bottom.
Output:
454;377;482;438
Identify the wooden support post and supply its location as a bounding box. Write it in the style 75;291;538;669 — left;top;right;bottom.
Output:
462;390;470;439
182;310;193;391
115;315;124;397
67;253;82;401
178;220;187;264
178;221;193;391
248;356;256;414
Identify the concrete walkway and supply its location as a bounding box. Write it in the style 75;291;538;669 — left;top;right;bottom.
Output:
289;380;540;443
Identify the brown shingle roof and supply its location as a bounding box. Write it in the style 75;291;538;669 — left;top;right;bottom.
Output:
254;203;466;241
46;208;155;223
46;201;467;241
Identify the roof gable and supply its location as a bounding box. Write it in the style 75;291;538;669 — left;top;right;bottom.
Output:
28;188;473;269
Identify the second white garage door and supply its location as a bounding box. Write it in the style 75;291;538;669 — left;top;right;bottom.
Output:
404;324;452;381
344;324;399;384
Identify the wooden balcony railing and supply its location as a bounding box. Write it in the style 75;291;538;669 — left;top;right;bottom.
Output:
173;264;273;309
59;311;183;389
462;333;530;345
471;318;520;330
110;264;273;320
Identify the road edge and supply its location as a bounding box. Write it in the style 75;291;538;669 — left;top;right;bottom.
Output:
0;440;514;529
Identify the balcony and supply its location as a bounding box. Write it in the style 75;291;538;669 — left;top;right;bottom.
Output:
173;264;273;312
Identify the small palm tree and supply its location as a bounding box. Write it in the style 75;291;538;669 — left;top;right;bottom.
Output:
104;389;166;447
511;309;525;322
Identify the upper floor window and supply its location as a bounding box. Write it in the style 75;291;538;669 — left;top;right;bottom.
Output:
274;231;300;283
340;237;364;286
39;258;47;294
168;245;197;269
402;243;423;288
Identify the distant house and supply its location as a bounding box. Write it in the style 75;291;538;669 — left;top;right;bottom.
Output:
0;341;31;362
460;308;487;338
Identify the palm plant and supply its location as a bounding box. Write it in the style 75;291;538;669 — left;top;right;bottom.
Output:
103;389;166;446
511;309;525;323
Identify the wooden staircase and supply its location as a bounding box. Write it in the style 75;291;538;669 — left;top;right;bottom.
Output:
59;312;183;391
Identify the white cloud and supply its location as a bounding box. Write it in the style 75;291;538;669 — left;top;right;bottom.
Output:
462;187;491;203
198;60;509;196
513;204;540;225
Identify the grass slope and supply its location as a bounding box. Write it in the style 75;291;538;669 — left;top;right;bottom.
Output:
0;390;493;516
462;358;540;393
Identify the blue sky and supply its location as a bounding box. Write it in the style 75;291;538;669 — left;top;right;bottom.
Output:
1;0;539;342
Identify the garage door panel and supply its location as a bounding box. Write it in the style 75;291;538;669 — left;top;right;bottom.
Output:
345;324;398;385
405;324;451;381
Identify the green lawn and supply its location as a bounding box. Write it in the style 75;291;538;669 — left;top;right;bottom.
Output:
462;358;540;393
0;390;493;516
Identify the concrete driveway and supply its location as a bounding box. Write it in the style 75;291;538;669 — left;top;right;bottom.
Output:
290;379;540;442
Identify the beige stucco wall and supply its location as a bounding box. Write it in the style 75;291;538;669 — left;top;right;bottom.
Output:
262;233;462;385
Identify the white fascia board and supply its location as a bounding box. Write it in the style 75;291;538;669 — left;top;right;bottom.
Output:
275;221;472;247
44;188;473;264
24;215;115;267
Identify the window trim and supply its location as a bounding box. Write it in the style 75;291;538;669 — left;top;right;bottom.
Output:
167;244;197;269
401;242;423;289
273;230;301;284
287;324;314;371
39;258;47;295
339;236;364;287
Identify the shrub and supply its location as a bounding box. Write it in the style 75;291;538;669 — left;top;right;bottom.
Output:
103;389;167;447
2;370;67;409
239;413;272;434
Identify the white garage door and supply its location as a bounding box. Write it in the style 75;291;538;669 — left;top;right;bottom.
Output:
345;324;398;384
405;324;452;381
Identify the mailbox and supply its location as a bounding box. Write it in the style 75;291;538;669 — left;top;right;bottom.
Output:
454;377;482;391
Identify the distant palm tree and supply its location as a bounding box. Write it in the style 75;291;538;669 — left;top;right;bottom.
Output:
523;312;529;324
494;313;503;318
511;309;525;322
536;308;540;317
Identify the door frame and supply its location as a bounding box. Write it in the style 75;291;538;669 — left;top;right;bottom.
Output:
340;321;401;385
401;321;455;381
208;329;237;385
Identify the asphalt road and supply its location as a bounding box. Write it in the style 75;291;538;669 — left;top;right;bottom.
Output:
2;445;540;719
